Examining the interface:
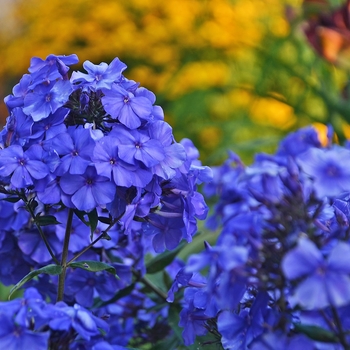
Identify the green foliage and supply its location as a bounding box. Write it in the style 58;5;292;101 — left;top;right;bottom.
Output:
8;264;63;300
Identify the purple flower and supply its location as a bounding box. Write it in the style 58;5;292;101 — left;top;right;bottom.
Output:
60;166;116;212
0;107;33;147
144;214;185;253
102;84;153;129
4;74;32;111
92;135;152;187
49;302;108;341
148;121;186;179
111;125;165;167
28;54;79;85
276;126;321;157
23;80;72;121
0;314;49;350
18;227;61;264
65;268;119;307
71;57;127;90
48;126;95;175
297;147;350;198
282;238;350;309
31;107;69;141
0;144;49;188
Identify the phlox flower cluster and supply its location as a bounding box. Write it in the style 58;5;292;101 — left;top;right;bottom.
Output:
0;54;211;349
170;126;350;349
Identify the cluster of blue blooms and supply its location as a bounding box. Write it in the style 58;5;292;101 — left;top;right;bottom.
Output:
0;54;212;349
170;126;350;349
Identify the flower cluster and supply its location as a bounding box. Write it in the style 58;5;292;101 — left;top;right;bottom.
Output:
0;54;211;349
171;126;350;349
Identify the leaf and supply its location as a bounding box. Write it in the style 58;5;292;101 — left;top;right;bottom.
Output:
87;209;98;239
293;323;338;343
98;216;111;225
35;215;61;226
73;209;89;225
68;260;117;275
94;283;136;308
146;240;187;274
1;196;21;203
9;264;62;300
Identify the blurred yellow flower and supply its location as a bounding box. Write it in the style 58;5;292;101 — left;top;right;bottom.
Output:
250;97;296;130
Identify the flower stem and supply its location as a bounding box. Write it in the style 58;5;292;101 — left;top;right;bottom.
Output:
132;269;168;301
23;195;60;265
66;218;118;265
67;232;106;265
56;209;74;302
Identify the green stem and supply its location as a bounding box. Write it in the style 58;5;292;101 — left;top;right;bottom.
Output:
66;218;118;265
132;269;168;301
140;276;168;301
24;196;60;265
331;306;350;350
67;232;106;265
56;209;74;302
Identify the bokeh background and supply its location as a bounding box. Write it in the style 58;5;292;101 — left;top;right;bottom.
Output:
1;0;350;164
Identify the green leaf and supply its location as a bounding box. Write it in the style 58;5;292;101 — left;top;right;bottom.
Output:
294;323;338;343
98;216;111;225
35;215;61;226
87;209;98;239
94;283;136;308
68;260;117;275
146;240;187;274
73;209;89;225
9;264;62;299
1;196;21;203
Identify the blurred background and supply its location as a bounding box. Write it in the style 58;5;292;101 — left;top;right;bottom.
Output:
0;0;350;164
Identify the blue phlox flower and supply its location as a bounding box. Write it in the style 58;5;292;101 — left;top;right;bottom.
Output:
71;57;127;90
23;80;73;121
282;238;350;309
0;144;49;188
111;125;165;167
119;191;155;232
18;227;61;264
143;214;185;253
276;126;321;157
60;166;116;212
50;126;95;175
0;313;50;350
30;107;69;141
218;292;269;349
0;107;33;147
49;302;109;341
102;84;153;129
179;300;210;345
167;268;206;302
28;54;79;86
4;74;32;111
92;135;150;188
250;330;315;350
148;121;186;179
297;146;350;198
65;268;119;308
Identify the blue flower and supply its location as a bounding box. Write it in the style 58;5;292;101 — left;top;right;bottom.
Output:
49;302;109;341
23;80;72;121
71;57;127;90
0;144;49;188
92;135;152;187
60;166;116;212
282;238;350;309
110;125;165;167
102;84;153;129
297;147;350;198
